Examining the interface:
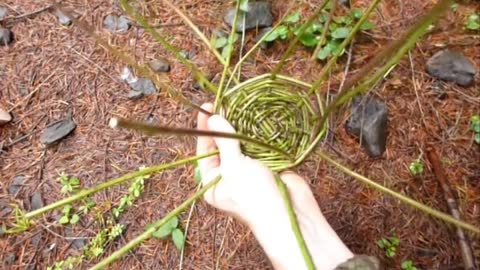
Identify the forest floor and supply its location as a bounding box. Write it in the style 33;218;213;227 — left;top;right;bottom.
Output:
0;0;479;269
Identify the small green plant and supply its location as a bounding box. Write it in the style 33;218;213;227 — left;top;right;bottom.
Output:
377;235;400;257
401;260;418;270
59;173;81;194
450;3;459;12
59;205;80;225
150;215;185;251
265;8;374;60
470;114;480;144
409;158;424;176
211;32;240;59
465;13;480;30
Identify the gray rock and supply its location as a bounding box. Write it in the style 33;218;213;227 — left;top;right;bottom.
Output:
4;253;16;265
346;96;388;157
30;192;44;210
55;10;72;26
128;90;143;99
40;113;76;145
129;78;157;95
9;175;25;195
103;14;131;33
255;27;273;49
426;49;476;86
0;28;13;46
65;227;86;249
224;2;273;32
148;58;170;73
0;6;8;19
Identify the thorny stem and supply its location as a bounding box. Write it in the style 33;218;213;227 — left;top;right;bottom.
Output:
317;150;480;234
90;176;222;270
275;174;316;270
23;152;218;220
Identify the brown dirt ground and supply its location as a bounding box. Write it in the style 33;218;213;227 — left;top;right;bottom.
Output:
1;0;479;269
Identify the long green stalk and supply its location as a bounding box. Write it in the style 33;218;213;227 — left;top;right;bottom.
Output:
24;152;217;220
90;176;222;270
275;174;316;270
317;151;480;234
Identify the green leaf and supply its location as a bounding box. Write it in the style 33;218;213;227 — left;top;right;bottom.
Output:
310;22;323;33
194;164;202;184
298;32;318;47
63;205;73;214
470;115;480;133
70;177;80;186
284;11;300;24
474;133;480;144
331;27;350;39
360;20;375;30
390;236;400;246
466;13;480;30
409;159;424;176
91;247;104;257
316;46;331;60
59;215;70;224
450;3;459;12
152;224;173;239
168;216;179;229
172;228;185;251
318;13;328;23
239;0;249;12
265;25;288;42
70;214;80;224
351;9;364;19
214;37;228;48
333;16;347;24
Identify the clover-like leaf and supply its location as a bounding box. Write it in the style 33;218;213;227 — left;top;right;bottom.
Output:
172;228;185;251
409;159;424;176
316;46;331;60
331;27;350;39
351;9;364;19
59;215;70;224
214;37;228;49
70;214;80;224
284;11;300;24
470;115;480;133
466;13;480;30
298;32;318;47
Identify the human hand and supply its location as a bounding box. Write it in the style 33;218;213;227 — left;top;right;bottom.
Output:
196;103;354;270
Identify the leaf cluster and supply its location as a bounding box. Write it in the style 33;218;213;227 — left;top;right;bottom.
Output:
148;216;185;251
377;235;400;258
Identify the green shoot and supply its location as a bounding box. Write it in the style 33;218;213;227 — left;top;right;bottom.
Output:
465;13;480;30
59;173;81;194
401;260;418;270
409;158;424;176
377;235;400;258
470;114;480;144
150;215;186;251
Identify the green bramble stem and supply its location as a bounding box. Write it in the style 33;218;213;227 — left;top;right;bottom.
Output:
23;152;218;220
317;151;480;234
90;176;222;270
275;174;316;270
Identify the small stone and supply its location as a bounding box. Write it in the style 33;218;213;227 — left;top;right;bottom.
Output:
148;58;170;73
65;227;86;249
0;108;12;125
255;27;273;49
0;6;8;19
4;253;16;265
426;49;476;86
129;78;157;95
30;192;44;210
224;2;273;32
128;90;143;99
0;28;14;46
55;10;72;26
346;96;388;157
9;175;25;195
103;14;132;33
39;113;76;145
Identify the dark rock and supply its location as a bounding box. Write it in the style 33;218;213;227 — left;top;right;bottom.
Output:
4;253;16;265
426;49;476;86
0;28;13;46
129;78;157;95
148;58;170;73
55;10;72;26
224;2;273;32
40;113;76;145
255;27;273;49
346;96;388;157
103;14;131;33
30;192;44;210
65;227;86;249
9;175;25;195
0;6;8;19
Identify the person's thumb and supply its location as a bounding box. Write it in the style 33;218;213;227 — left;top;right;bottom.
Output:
208;115;242;164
